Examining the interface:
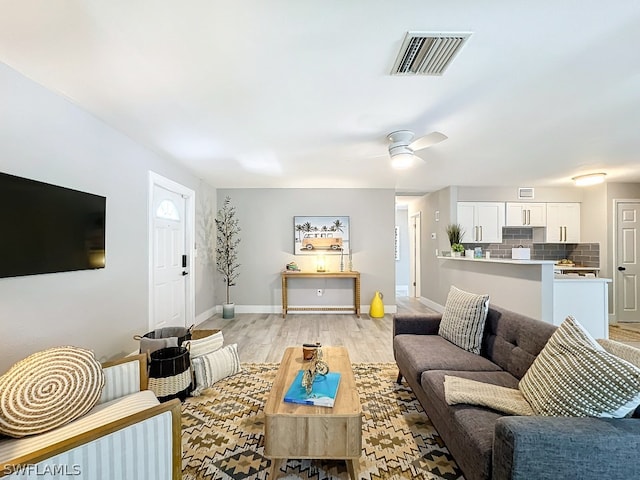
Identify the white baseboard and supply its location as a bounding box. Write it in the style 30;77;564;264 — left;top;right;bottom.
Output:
419;297;445;313
210;304;398;315
195;306;216;326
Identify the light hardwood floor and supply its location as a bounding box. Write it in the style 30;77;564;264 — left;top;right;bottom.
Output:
195;297;434;363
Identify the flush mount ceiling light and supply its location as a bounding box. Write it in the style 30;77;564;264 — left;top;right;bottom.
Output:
572;173;607;186
388;130;447;169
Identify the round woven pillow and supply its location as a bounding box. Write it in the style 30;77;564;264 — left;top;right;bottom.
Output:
0;346;105;438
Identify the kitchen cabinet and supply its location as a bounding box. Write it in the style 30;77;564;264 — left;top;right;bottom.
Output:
545;203;580;242
505;202;546;227
457;202;505;243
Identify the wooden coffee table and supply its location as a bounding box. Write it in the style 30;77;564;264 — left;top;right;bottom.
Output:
264;346;362;479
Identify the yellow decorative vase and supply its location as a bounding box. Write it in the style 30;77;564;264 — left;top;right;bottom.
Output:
369;291;384;318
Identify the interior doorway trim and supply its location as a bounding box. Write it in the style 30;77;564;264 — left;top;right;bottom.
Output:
612;198;640;323
409;211;422;298
148;171;196;331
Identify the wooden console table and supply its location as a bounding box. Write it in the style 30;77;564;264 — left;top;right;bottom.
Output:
281;271;360;318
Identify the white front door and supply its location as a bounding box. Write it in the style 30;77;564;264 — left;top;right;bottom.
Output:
148;172;196;331
616;201;640;322
152;184;187;329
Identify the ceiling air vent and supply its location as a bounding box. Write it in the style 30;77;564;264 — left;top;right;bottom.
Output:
391;32;471;76
518;187;535;199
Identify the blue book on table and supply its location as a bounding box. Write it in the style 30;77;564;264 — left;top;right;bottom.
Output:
284;370;341;407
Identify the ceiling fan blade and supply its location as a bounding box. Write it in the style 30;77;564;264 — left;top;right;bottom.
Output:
409;131;448;151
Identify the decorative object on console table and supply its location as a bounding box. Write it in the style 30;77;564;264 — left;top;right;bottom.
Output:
215;196;241;319
285;261;300;271
293;216;350;255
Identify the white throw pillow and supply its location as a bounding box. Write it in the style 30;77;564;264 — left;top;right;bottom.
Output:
438;286;490;354
191;344;241;396
519;316;640;418
184;330;224;358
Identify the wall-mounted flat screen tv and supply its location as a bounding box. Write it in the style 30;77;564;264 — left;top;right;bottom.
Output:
0;172;106;278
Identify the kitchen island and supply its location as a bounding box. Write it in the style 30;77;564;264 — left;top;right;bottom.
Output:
436;256;611;338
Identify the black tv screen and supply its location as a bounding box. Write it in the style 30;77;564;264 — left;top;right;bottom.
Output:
0;172;106;278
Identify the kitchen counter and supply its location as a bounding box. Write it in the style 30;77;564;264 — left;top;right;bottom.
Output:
437;255;555;265
437;255;610;338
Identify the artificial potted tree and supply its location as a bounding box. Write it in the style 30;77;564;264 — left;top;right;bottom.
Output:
446;223;465;257
215;196;241;319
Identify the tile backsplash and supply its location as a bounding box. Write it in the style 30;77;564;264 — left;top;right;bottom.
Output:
461;227;599;267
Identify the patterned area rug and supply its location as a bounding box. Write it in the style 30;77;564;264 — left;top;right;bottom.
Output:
181;363;463;480
609;325;640;342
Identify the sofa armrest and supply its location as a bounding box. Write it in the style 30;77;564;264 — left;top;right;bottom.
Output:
493;416;640;480
99;353;148;404
393;313;442;337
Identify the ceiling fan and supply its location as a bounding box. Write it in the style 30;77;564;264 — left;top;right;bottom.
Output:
387;130;448;169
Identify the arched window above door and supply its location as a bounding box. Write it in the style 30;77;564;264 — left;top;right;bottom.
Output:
156;199;180;220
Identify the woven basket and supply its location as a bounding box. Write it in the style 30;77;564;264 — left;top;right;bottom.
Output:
148;346;192;402
191;329;221;340
141;326;193;345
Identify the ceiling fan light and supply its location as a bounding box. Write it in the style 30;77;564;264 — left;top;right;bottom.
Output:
391;152;415;169
572;172;606;186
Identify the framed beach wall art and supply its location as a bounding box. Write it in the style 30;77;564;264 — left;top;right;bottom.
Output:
293;216;350;255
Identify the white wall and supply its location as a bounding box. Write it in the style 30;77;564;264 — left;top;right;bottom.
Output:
0;63;216;371
215;188;396;312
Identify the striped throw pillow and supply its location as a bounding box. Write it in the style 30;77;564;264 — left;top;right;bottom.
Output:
438;286;490;354
519;316;640;418
184;330;224;358
191;344;241;396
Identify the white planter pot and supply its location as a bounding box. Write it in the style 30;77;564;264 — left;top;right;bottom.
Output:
222;303;235;319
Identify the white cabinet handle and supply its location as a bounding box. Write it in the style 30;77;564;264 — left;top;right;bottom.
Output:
522;211;526;225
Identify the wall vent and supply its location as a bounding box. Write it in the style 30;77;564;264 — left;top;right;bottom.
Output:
518;187;535;199
391;32;471;76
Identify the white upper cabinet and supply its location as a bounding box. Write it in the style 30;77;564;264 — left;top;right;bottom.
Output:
505;202;547;227
457;202;505;243
545;203;580;242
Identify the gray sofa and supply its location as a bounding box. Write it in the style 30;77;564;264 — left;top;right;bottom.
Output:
393;304;640;480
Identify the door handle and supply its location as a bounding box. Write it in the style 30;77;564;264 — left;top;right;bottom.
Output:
618;266;626;271
522;211;526;225
182;271;189;276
